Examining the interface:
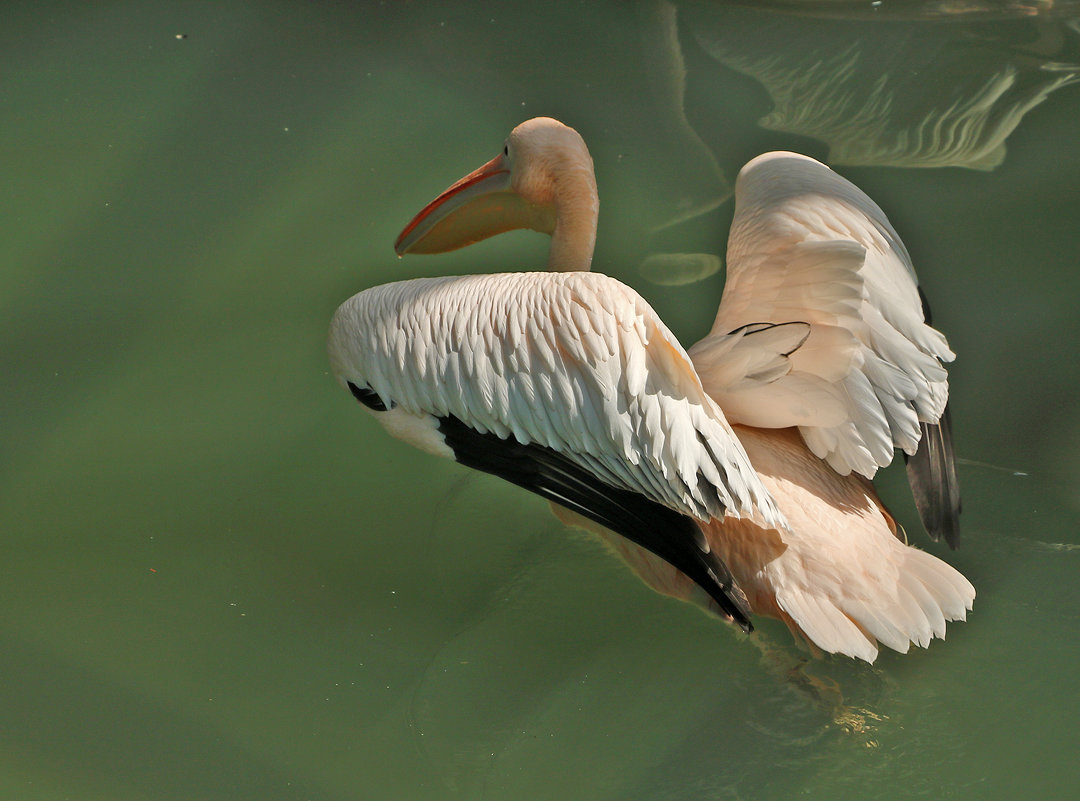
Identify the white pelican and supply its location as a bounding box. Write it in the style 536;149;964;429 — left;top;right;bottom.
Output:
328;118;973;662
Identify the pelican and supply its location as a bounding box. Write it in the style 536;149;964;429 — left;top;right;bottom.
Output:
328;117;973;662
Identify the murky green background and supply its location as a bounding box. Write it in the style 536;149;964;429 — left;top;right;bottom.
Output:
4;1;1079;799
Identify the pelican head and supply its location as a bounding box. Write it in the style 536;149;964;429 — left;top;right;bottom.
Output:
394;117;599;271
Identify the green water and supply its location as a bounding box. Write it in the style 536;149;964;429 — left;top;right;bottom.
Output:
3;1;1079;799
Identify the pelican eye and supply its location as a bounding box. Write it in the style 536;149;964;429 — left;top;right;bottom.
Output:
503;143;509;156
347;381;392;411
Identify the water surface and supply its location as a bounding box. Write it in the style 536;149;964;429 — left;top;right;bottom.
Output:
3;2;1079;799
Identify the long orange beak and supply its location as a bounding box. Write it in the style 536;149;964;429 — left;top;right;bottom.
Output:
394;153;550;256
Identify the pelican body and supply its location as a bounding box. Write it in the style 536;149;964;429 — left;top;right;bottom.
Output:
328;117;973;662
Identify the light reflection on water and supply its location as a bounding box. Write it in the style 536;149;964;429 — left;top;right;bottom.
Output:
3;1;1079;799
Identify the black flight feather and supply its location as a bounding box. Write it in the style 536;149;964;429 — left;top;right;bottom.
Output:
437;414;754;631
904;405;961;548
348;382;391;412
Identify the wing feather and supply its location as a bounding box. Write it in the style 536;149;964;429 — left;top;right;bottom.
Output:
691;151;955;481
329;271;784;530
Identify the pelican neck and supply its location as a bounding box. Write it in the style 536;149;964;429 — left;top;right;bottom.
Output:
545;163;598;272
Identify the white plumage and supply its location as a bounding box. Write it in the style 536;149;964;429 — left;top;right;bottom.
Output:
691;151;954;478
330;118;974;662
329;271;783;529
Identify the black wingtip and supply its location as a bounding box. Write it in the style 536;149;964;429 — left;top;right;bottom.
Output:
711;568;753;632
904;407;961;548
347;381;391;412
436;414;755;631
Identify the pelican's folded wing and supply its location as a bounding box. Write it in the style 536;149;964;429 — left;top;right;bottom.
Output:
328;271;788;622
691;152;955;488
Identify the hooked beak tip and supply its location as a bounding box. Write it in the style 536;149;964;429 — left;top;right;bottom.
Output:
393;219;421;255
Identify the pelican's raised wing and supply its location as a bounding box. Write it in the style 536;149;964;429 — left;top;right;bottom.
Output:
689;152;958;540
329;271;787;626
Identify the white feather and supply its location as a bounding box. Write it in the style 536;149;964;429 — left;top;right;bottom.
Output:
328;271;786;530
693;152;955;478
